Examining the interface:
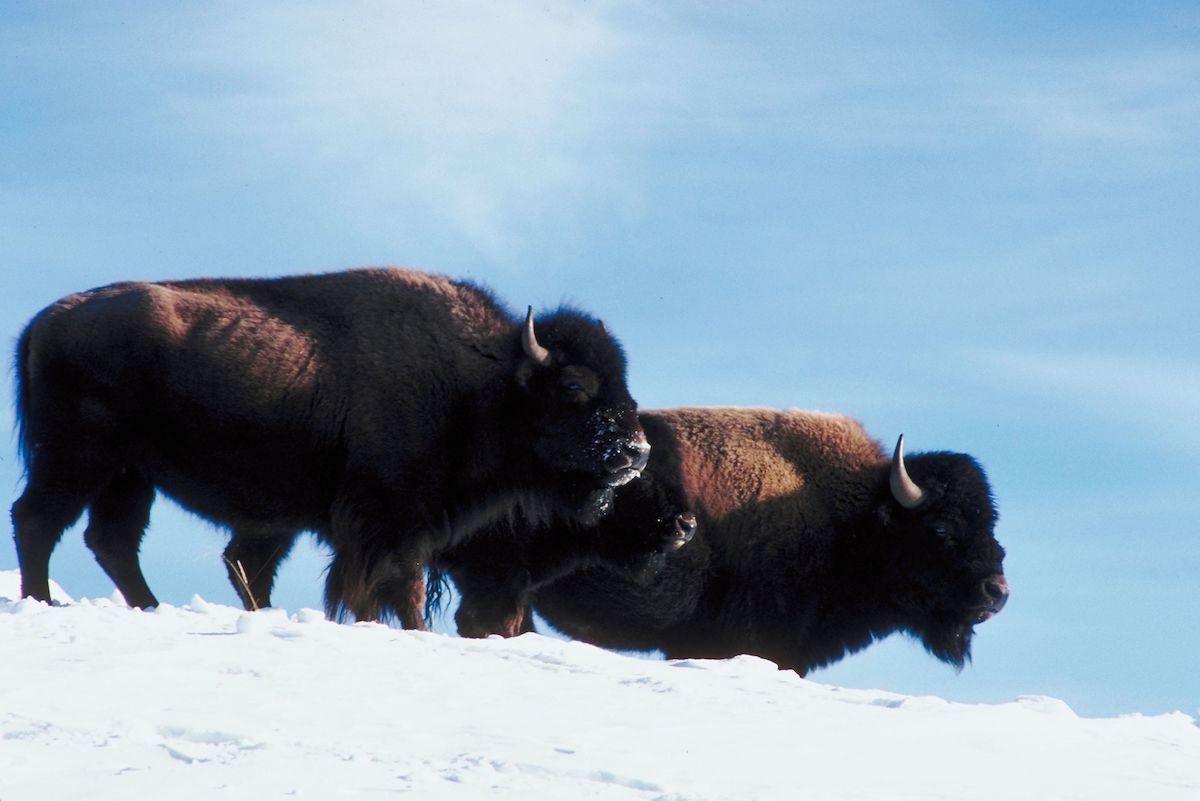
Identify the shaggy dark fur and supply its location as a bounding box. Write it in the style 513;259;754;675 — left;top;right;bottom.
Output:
11;268;649;628
437;465;697;638
460;408;1008;673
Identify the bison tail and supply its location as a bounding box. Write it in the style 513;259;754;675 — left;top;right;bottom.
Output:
424;566;452;625
13;322;34;473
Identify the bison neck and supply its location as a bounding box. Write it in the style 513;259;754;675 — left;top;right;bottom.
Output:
435;375;597;550
794;522;914;674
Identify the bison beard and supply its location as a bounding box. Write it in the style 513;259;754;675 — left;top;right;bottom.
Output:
448;408;1008;674
11;268;649;627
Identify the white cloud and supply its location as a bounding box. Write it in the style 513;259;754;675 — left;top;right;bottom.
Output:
166;1;688;258
967;348;1200;453
764;41;1200;167
972;50;1200;165
147;3;1200;256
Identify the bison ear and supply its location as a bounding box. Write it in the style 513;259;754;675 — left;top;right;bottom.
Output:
514;359;537;389
522;306;553;367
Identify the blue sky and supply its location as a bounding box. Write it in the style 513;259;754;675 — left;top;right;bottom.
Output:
2;1;1197;717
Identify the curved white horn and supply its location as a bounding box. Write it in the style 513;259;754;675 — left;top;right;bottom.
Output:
890;434;926;509
522;306;552;366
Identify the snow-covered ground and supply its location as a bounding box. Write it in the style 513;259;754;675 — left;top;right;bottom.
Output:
2;570;1197;801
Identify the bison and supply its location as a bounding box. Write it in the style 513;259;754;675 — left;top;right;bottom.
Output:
11;268;650;628
445;408;1008;673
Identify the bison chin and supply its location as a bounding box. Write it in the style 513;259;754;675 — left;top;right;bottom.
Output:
528;413;649;492
601;465;643;487
576;486;616;526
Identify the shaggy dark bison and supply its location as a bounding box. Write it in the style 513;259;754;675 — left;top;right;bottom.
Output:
11;268;649;627
447;408;1008;673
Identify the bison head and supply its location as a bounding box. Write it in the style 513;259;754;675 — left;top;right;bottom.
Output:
515;307;648;494
602;472;699;577
879;435;1008;668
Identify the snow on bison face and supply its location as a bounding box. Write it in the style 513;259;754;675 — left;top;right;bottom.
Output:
516;308;648;492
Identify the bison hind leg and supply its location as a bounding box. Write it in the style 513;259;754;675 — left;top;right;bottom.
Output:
12;452;115;603
223;528;296;610
12;489;88;604
83;469;158;609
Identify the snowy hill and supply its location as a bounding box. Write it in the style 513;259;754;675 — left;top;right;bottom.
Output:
2;570;1197;801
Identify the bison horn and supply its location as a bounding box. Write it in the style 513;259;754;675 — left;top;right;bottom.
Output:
889;434;926;509
522;306;552;366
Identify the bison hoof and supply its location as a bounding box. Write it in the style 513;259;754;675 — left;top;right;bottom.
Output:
667;512;697;551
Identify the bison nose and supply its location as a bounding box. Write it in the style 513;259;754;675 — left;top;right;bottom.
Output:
602;449;633;473
601;434;650;477
605;434;649;473
625;433;650;472
981;575;1009;612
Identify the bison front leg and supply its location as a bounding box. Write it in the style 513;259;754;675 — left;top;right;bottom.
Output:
326;486;430;628
368;552;427;629
453;565;533;638
325;548;427;628
457;599;533;638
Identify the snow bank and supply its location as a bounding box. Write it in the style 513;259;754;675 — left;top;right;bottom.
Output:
2;570;1197;800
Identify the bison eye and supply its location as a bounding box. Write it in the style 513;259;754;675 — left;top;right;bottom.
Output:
558;366;600;401
561;382;590;403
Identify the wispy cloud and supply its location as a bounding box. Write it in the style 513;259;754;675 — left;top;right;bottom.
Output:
973;50;1200;170
165;1;692;259
89;2;1200;257
743;28;1200;169
967;348;1200;453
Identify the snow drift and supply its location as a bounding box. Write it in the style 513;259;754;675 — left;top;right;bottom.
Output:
2;570;1196;801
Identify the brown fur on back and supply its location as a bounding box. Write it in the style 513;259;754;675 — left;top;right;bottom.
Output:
645;407;883;531
28;269;510;435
